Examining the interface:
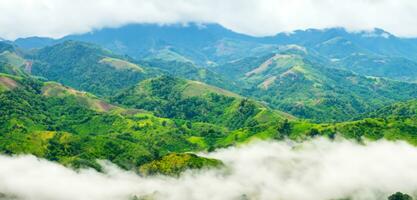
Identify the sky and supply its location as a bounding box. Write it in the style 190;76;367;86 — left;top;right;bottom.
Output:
0;0;417;40
1;138;417;200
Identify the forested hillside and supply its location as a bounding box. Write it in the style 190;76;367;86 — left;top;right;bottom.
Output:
216;52;417;122
0;72;288;174
4;23;417;178
28;41;150;96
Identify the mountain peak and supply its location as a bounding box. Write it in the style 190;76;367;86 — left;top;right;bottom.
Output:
360;28;393;39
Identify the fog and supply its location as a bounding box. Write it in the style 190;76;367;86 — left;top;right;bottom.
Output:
1;138;417;200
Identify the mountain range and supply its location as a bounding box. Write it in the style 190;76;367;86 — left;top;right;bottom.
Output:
2;23;417;175
11;24;417;121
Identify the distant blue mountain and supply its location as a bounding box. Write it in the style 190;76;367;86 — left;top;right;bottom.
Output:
14;36;56;49
13;23;417;81
14;23;417;59
15;23;254;61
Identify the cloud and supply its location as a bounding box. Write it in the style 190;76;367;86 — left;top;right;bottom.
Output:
0;0;417;40
1;138;417;200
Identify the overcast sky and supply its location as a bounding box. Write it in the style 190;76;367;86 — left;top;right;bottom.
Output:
1;0;417;40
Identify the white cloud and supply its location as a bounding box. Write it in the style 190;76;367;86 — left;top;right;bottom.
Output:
1;138;417;200
0;0;417;39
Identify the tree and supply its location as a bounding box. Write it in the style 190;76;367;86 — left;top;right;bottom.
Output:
278;119;292;137
388;192;413;200
309;128;320;137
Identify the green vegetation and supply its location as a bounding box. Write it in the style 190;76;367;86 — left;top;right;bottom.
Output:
0;74;198;171
112;76;284;129
4;63;417;175
218;53;417;122
41;81;120;112
139;153;223;176
19;39;417;123
0;74;21;92
321;99;417;145
143;48;195;64
364;99;417;118
0;43;28;77
29;41;149;96
336;54;417;82
0;62;27;77
287;103;417;145
0;42;15;53
0;51;26;68
99;57;144;72
0;73;286;174
388;192;413;200
142;57;239;92
5;31;417;178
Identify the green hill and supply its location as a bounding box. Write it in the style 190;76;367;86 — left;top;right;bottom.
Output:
111;76;284;129
29;41;149;96
0;41;29;77
363;99;417;119
4;64;417;175
141;50;240;92
288;116;417;146
0;41;15;53
27;40;417;123
334;54;417;82
0;74;21;92
41;81;122;112
139;153;223;176
219;53;417;122
0;73;222;171
286;98;417;145
8;26;417;178
0;51;26;68
0;72;291;173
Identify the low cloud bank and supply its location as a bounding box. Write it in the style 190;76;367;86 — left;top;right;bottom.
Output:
1;138;417;200
1;0;417;39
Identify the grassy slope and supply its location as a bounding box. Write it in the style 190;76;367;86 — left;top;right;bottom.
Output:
225;53;417;122
181;80;241;98
0;51;26;68
111;75;285;129
41;82;121;112
29;41;149;96
142;48;239;91
0;74;21;92
0;42;29;77
99;57;144;72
